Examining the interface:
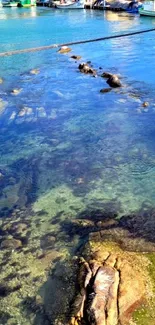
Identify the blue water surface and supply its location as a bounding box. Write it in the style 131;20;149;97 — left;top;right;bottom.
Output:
0;7;155;213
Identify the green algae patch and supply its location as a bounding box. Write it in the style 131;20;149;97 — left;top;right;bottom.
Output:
133;253;155;325
33;184;85;218
84;240;150;271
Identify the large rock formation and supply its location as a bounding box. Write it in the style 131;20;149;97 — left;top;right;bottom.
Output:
69;241;147;325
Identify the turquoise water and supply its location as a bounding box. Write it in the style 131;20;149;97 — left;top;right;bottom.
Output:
1;6;155;324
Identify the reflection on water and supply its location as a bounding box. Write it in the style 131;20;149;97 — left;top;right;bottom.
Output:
0;7;48;20
1;7;155;325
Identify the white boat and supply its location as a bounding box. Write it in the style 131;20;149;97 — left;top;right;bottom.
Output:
139;1;155;16
2;0;19;6
55;0;84;9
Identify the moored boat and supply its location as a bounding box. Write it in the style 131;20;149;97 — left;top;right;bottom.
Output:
2;0;36;6
139;8;155;15
139;1;155;16
18;0;36;6
2;0;19;6
55;0;84;9
36;0;49;5
126;1;143;13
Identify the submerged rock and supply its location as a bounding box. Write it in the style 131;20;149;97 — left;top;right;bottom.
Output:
37;106;46;117
142;101;149;108
30;69;40;75
100;88;112;93
78;63;96;75
11;222;28;235
58;46;72;54
71;55;82;60
101;72;113;78
0;98;8;115
0;172;4;180
0;284;11;297
11;88;22;95
18;106;33;117
1;238;22;249
41;234;56;250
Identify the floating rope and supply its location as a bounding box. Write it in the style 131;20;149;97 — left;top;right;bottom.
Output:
0;27;155;57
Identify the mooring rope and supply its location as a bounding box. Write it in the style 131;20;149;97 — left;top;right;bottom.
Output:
0;27;155;57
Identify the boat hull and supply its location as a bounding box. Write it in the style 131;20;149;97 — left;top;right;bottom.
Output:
2;2;18;6
139;8;155;16
139;6;155;17
2;0;36;6
18;0;36;6
56;1;84;8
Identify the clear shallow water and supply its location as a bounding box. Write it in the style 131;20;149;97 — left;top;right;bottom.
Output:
1;7;155;325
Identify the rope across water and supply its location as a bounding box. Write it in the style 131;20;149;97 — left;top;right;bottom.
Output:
0;27;155;57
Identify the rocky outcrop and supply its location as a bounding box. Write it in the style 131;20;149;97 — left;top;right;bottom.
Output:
78;63;96;76
58;46;72;54
101;72;113;78
101;72;122;88
69;242;146;325
107;74;122;88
